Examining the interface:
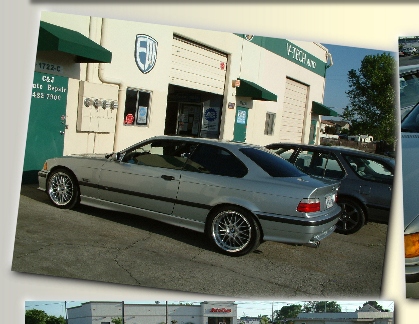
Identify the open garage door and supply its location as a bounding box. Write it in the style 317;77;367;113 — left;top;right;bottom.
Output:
170;36;228;95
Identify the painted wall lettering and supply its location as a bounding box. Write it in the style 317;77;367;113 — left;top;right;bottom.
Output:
286;43;317;69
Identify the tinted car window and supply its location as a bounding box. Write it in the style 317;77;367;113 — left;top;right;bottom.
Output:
240;147;304;177
122;140;195;170
269;147;295;161
185;144;248;178
343;154;394;184
295;150;345;180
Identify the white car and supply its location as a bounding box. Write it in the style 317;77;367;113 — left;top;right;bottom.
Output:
401;102;419;282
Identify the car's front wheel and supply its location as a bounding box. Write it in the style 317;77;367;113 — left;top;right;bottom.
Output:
207;206;261;256
47;168;80;209
335;198;365;234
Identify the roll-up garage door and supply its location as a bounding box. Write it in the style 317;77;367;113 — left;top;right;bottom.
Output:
170;36;228;95
279;78;309;143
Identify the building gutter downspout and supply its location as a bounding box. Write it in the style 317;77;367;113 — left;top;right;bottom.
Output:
97;17;126;153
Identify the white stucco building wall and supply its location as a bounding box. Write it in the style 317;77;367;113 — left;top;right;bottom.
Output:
37;11;333;156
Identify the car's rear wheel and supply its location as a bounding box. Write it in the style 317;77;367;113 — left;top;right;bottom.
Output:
207;206;261;256
47;168;79;209
335;198;365;234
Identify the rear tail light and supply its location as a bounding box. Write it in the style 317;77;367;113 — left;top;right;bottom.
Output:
405;233;419;258
297;198;321;213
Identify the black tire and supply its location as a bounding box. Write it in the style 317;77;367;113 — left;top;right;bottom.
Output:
47;168;80;209
207;206;261;256
335;198;365;235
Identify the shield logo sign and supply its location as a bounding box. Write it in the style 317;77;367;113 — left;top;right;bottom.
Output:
135;34;158;74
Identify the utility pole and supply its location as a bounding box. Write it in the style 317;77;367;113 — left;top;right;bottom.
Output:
166;301;168;324
271;302;273;324
122;301;125;324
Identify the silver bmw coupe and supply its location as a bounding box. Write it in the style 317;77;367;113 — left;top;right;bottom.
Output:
38;136;341;256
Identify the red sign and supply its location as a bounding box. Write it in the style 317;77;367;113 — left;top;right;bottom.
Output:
210;308;231;313
124;113;134;125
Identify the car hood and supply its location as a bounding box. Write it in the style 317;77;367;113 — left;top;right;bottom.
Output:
66;153;109;160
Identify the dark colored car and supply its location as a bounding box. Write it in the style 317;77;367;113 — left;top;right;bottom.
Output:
266;143;395;234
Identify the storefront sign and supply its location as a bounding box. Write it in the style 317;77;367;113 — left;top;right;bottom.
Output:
136;106;148;124
135;34;158;74
236;109;247;124
236;34;327;77
32;73;68;102
210;308;232;313
286;43;317;69
35;61;63;75
202;107;220;132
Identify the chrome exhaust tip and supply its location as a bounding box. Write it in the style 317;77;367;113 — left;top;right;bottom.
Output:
303;240;320;248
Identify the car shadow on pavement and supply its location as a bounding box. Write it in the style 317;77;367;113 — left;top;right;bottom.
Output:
18;183;229;255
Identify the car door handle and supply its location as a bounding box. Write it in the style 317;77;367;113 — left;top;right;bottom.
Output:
161;175;175;181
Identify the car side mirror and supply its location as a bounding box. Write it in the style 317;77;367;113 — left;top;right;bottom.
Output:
112;152;124;162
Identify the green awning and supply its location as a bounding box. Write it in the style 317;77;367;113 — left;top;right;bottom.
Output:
38;21;112;63
236;78;277;102
312;101;338;117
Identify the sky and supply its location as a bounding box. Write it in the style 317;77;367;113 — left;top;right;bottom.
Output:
25;300;395;319
322;43;396;119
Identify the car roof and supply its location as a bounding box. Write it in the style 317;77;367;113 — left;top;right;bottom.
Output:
266;142;395;162
144;135;265;151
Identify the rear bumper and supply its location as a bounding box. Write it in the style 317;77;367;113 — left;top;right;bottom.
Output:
406;256;419;283
258;204;341;245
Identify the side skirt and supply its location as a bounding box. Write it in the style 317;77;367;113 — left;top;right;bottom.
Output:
80;195;206;233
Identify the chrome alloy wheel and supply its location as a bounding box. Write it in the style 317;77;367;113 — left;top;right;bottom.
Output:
212;210;252;253
48;171;75;206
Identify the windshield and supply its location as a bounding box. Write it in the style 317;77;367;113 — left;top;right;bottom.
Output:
401;102;419;133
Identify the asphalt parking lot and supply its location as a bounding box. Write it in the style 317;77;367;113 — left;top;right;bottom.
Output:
12;184;388;298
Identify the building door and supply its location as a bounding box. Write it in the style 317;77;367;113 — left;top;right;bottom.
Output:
208;317;231;324
233;106;248;142
177;103;203;136
279;78;309;143
309;119;318;144
22;72;68;183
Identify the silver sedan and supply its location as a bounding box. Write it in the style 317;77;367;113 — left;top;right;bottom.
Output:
402;102;419;283
38;136;341;256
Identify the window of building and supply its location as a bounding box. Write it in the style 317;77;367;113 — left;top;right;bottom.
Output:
123;88;152;126
264;112;276;135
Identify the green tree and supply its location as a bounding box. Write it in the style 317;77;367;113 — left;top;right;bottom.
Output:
273;304;302;323
111;317;123;324
259;314;270;324
341;53;396;146
362;301;390;312
45;315;66;324
26;309;49;324
302;301;342;313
